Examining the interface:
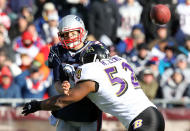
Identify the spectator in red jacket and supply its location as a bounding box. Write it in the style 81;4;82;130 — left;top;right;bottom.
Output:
0;66;22;99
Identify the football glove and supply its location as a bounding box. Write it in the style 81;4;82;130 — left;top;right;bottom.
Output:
61;64;75;80
22;100;41;116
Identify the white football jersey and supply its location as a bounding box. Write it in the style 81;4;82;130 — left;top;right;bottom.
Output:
176;3;190;35
75;55;156;128
117;1;143;39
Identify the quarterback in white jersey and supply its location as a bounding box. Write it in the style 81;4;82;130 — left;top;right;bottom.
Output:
22;44;165;131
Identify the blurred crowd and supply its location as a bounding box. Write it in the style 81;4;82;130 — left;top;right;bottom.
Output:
0;0;190;108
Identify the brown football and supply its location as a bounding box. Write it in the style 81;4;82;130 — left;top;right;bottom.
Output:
150;4;171;25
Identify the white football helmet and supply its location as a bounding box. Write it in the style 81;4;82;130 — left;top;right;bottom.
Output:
58;15;88;49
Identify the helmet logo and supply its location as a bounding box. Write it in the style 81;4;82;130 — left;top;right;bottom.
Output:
86;47;95;53
86;45;104;53
75;16;82;24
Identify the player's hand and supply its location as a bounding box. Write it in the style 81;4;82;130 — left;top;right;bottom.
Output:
22;100;41;116
62;81;71;96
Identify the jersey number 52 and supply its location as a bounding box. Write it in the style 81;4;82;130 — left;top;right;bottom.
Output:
105;62;140;97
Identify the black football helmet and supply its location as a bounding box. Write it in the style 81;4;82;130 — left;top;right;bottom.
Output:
80;44;110;64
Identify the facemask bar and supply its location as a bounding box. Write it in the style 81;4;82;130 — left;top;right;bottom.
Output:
58;27;85;49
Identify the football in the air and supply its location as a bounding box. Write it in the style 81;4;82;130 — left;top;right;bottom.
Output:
150;4;171;25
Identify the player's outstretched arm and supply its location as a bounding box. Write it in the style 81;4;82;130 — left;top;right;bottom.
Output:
22;80;96;116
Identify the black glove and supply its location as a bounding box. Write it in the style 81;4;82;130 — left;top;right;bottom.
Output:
22;100;41;116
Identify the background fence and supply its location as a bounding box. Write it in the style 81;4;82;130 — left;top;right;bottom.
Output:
0;98;190;131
